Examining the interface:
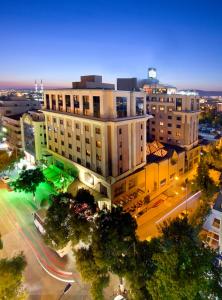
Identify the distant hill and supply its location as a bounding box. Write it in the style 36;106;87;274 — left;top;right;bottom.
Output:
196;90;222;97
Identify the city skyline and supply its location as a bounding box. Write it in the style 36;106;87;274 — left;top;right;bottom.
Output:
1;0;222;90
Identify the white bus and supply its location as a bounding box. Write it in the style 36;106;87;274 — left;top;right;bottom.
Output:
33;209;71;258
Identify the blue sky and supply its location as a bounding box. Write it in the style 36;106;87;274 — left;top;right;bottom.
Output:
0;0;222;90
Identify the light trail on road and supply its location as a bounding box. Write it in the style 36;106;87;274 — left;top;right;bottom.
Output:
155;191;201;224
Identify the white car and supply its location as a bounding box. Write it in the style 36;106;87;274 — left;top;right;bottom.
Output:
1;176;11;183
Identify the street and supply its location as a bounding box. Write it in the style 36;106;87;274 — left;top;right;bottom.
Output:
0;182;90;300
0;179;201;299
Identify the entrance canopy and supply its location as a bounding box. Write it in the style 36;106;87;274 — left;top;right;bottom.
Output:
43;165;74;191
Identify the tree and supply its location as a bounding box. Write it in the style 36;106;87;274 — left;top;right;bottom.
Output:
11;167;45;200
147;218;222;300
0;236;27;300
195;158;217;197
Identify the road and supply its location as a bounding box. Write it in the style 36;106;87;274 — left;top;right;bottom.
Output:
137;191;201;240
0;182;90;300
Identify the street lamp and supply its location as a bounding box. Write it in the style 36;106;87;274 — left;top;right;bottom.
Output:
58;283;72;300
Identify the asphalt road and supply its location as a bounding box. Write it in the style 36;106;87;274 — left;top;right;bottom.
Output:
0;182;90;300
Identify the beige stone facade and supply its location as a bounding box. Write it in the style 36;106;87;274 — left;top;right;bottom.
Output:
147;94;200;150
42;86;151;200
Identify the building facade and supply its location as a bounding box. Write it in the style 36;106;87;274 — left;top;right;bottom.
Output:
42;76;151;200
146;94;200;150
2;114;22;150
21;111;47;164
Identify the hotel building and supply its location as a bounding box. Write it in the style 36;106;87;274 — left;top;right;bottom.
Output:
146;93;200;150
42;75;151;201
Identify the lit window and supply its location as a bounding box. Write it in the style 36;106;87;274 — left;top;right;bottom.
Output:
160;122;164;126
96;141;101;148
212;218;220;229
151;106;156;110
160;129;164;134
159;106;164;111
86;150;90;156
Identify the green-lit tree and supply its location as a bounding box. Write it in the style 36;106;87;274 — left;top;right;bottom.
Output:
147;218;222;300
11;167;45;201
0;235;27;300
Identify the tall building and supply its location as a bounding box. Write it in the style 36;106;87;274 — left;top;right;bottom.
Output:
146;94;200;150
42;75;151;200
2;114;23;150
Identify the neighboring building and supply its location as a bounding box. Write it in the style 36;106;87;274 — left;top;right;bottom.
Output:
72;75;115;90
42;75;151;201
0;96;41;118
146;94;200;150
117;78;139;91
2;114;23;150
21;111;47;164
217;103;222;112
203;192;222;252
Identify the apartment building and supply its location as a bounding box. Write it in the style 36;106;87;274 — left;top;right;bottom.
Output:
2;114;22;149
42;75;151;200
147;94;200;150
0;96;41;118
21;111;47;164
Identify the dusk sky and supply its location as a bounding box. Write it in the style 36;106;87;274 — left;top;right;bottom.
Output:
1;0;222;90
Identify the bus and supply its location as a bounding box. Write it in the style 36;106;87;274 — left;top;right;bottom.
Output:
33;209;71;257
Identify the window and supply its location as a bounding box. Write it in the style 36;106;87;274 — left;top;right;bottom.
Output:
77;158;81;164
68;144;72;149
61;130;64;135
60;120;64;125
176;124;181;128
61;141;64;146
177;117;181;121
85;125;90;132
159;106;164;111
152;121;155;125
168;131;172;134
86;150;90;157
96;141;101;148
168;123;172;127
86;162;91;168
68;132;71;138
119;141;122;148
176;98;182;111
83;96;89;115
119;155;122;160
141;135;143;140
93;96;100;118
119;128;122;134
73;95;80;113
116;97;127;118
151;106;156;110
176;132;181;137
168;107;173;112
136;97;144;115
212;218;220;229
152;128;155;132
66;120;71;127
119;167;123;174
85;138;90;144
54;138;57;143
65;95;71;111
53;118;56;123
168;116;172;119
95;128;101;134
97;167;102;174
160;122;164;126
76;135;80;141
160;129;164;134
55;148;58;153
76;123;80;129
62;151;65;156
96;154;101;161
49;145;52;150
141;124;143;129
77;147;81;152
69;154;72;160
141;146;143;151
